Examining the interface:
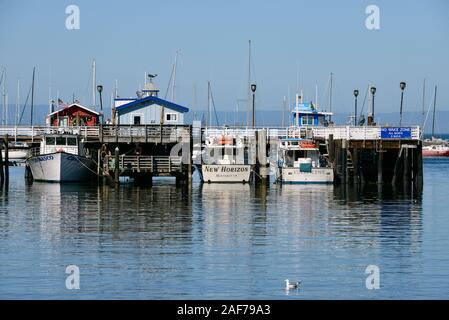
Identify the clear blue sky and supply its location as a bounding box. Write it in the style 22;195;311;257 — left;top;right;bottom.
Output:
1;0;448;117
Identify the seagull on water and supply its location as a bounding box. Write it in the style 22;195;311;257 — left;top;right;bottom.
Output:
285;279;300;290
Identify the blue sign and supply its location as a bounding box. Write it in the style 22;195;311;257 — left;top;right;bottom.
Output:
380;127;412;139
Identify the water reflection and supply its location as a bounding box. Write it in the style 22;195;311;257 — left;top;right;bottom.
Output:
0;166;433;299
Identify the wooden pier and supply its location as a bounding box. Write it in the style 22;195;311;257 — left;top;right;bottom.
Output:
0;124;423;190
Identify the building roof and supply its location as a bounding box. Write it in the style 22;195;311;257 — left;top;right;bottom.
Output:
115;96;189;114
47;103;100;117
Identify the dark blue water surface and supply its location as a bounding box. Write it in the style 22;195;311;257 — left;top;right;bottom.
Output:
0;159;448;299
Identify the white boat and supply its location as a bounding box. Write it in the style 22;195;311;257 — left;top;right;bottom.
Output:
26;134;96;182
2;142;29;163
276;138;334;184
197;134;252;183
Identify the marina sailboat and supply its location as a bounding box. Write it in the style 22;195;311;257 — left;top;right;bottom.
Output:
423;86;449;157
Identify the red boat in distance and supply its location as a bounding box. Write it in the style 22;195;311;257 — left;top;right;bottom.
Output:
422;143;449;157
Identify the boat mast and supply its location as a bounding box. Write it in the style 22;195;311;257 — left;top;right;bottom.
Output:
92;59;96;109
247;40;251;128
172;50;178;102
30;67;35;126
431;85;437;138
422;78;426;116
16;79;19;127
329;72;333;121
315;81;318;108
282;95;286;127
207;80;211;128
2;67;5;126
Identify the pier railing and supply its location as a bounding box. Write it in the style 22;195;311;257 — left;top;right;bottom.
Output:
0;125;191;143
104;155;183;174
203;126;421;141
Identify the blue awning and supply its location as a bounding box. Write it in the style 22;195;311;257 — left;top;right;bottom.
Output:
116;96;189;114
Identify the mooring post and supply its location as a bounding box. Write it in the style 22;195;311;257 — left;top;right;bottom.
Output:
352;147;359;184
4;135;9;187
403;147;410;188
415;142;424;192
114;146;120;184
0;141;4;187
377;149;383;184
341;139;347;184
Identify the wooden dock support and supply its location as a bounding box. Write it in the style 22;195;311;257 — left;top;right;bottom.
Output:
114;146;120;184
377;150;383;184
4;135;9;187
0;141;4;187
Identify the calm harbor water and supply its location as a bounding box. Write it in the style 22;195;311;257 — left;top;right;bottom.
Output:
1;159;448;299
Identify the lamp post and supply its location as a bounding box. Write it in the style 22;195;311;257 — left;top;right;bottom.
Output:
399;81;406;126
251;84;256;128
370;86;376;125
97;85;103;124
353;89;359;126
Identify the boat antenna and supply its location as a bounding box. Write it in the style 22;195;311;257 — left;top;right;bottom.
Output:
422;78;426;116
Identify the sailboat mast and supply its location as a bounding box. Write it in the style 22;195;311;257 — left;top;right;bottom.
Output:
206;81;211;128
247;40;251;128
432;85;437;138
16;79;19;127
2;68;5;126
282;96;286;127
30;67;35;126
172;50;178;102
92;59;96;109
329;72;333;121
422;78;426;116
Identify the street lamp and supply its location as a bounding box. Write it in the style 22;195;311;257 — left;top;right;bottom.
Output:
97;85;103;124
370;86;377;124
399;81;406;126
353;89;359;126
251;84;257;128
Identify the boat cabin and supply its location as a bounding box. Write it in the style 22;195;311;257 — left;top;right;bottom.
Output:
114;81;189;125
279;138;323;171
40;134;83;155
291;102;333;127
46;103;100;127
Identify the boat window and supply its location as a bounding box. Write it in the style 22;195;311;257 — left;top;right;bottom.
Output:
301;116;314;126
67;137;77;146
56;136;66;146
45;137;56;145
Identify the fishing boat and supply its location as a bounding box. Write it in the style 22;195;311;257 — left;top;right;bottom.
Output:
197;133;253;183
422;85;449;157
26;134;96;182
276;138;333;184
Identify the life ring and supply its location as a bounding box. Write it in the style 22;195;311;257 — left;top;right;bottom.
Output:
57;148;64;153
135;145;143;155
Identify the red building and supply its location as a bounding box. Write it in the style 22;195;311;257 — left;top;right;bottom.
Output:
46;103;100;126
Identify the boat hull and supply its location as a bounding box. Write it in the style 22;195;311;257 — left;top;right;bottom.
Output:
198;164;252;183
422;149;449;157
278;167;334;184
26;152;95;182
2;149;28;161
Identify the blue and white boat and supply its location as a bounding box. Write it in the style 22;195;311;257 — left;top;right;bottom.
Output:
276;101;334;184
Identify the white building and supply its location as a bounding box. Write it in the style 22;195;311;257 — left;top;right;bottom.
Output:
114;81;188;125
